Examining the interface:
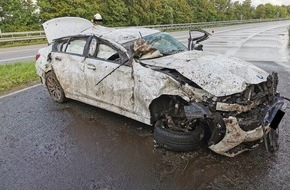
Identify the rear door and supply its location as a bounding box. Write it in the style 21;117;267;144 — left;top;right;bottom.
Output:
51;36;89;97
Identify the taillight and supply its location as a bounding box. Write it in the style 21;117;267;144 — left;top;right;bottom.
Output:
36;53;40;61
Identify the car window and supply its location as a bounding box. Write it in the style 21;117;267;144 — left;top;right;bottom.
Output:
66;38;87;55
143;32;187;56
96;44;120;62
61;42;68;52
53;38;69;52
123;32;187;58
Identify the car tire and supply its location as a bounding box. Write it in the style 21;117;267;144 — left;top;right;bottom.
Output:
45;71;67;103
154;120;203;152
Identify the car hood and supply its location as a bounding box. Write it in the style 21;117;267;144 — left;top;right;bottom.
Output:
42;17;93;44
141;51;269;97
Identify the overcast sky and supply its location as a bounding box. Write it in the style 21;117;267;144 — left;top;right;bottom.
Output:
238;0;290;6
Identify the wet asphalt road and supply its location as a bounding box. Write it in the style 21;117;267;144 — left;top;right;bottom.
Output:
1;21;290;189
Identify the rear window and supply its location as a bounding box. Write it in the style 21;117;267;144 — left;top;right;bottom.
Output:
65;38;87;55
53;38;69;52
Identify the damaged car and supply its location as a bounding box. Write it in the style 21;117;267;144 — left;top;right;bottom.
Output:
36;17;287;157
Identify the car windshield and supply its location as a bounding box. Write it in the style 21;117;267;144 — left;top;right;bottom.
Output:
143;32;187;55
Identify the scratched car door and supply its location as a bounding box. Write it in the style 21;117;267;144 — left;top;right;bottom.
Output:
84;39;135;112
51;37;88;97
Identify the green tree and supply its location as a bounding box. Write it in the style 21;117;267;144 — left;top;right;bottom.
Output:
159;0;174;24
225;1;238;20
124;0;149;25
232;1;243;20
148;0;164;25
187;0;217;22
212;0;231;20
264;3;276;18
241;0;254;19
99;0;128;26
37;0;101;23
1;0;289;32
0;0;39;32
286;5;290;15
168;0;193;23
255;4;266;19
276;6;287;18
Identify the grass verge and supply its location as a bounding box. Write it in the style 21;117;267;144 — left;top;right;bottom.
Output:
0;61;39;95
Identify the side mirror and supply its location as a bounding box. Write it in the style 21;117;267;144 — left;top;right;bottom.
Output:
188;29;210;51
193;44;203;51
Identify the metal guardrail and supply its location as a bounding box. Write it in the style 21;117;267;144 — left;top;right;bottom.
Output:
0;30;45;43
143;18;290;30
0;18;289;43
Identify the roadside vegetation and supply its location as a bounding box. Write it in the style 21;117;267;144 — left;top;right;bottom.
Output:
0;61;39;95
0;0;290;32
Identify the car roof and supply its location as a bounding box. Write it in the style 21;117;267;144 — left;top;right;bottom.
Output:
43;17;160;44
81;25;160;44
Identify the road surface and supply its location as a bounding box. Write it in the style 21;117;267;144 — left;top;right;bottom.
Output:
0;21;290;190
0;44;47;64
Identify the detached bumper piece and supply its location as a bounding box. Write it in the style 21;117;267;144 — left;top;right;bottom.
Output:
209;98;286;157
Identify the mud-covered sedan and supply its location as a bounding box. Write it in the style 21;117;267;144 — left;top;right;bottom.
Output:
36;17;286;157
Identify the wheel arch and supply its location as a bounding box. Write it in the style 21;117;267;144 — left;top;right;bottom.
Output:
148;94;188;125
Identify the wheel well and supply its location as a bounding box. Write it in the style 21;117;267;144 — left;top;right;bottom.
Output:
149;95;188;125
45;69;53;75
43;70;53;86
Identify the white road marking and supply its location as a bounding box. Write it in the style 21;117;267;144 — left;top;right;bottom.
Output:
0;56;35;62
0;48;39;55
0;84;42;100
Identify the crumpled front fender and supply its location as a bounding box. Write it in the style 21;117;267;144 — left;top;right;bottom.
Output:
209;98;286;157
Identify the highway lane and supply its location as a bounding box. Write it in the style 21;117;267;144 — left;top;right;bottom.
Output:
0;22;290;189
173;20;290;64
0;44;47;64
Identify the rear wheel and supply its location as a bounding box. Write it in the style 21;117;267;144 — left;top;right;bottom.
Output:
45;71;67;103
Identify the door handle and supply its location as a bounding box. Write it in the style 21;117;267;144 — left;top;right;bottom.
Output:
55;56;62;61
87;64;96;70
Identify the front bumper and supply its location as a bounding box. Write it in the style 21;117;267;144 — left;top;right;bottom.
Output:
209;98;286;157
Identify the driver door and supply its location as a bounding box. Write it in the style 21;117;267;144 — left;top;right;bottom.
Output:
84;37;135;112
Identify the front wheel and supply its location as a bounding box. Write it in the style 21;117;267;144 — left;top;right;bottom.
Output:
45;71;67;103
153;119;204;152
